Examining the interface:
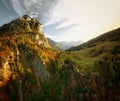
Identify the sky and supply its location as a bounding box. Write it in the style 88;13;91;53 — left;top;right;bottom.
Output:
0;0;120;42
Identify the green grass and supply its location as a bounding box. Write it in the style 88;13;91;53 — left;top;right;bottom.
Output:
58;50;99;73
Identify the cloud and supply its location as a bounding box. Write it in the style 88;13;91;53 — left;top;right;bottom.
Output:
55;17;82;29
29;12;39;18
45;0;120;41
45;34;56;39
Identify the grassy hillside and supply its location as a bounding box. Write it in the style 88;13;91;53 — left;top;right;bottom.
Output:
33;28;120;101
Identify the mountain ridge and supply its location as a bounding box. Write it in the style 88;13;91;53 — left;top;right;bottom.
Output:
69;28;120;51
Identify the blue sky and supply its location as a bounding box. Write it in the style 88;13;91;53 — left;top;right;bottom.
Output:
0;0;120;42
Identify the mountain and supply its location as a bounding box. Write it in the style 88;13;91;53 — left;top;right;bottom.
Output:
59;40;83;49
0;15;57;101
47;38;65;51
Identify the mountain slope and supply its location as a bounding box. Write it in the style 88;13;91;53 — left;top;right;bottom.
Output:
55;28;120;101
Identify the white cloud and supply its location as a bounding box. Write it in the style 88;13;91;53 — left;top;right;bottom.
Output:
55;17;81;29
29;12;39;18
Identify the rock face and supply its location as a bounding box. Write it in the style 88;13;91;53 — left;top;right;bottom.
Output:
0;15;50;47
18;44;50;81
0;15;56;101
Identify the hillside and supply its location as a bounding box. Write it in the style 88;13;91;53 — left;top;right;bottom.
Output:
69;28;120;50
55;28;120;101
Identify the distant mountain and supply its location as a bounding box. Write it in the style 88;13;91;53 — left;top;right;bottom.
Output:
47;38;65;51
47;38;83;50
59;40;83;49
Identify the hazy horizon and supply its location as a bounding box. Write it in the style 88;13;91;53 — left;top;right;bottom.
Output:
0;0;120;42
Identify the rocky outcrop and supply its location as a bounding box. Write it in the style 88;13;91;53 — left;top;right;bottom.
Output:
0;15;43;33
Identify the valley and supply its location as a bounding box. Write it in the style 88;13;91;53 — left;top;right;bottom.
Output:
0;15;120;101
